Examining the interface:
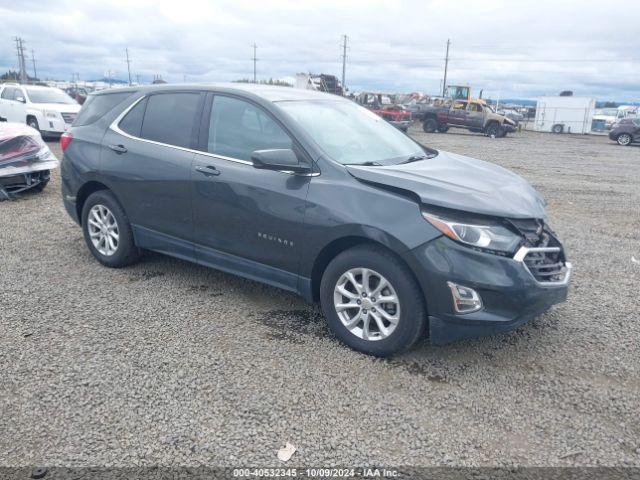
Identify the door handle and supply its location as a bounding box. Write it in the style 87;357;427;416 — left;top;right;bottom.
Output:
108;144;127;154
195;165;221;177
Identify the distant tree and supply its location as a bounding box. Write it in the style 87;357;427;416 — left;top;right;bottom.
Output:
559;90;573;96
1;70;36;82
603;101;618;108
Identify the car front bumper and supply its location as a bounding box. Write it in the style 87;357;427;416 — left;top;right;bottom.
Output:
403;236;571;345
390;120;412;130
41;117;72;136
503;123;517;133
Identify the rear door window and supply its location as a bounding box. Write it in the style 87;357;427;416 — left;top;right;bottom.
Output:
119;97;147;137
206;95;292;161
74;91;134;126
140;93;200;148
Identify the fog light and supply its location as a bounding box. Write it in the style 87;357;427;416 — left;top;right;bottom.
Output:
447;282;482;314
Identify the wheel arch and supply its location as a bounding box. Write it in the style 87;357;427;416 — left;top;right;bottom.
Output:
76;181;112;224
309;234;426;306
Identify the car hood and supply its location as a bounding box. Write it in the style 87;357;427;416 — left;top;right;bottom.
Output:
345;150;546;219
30;103;81;113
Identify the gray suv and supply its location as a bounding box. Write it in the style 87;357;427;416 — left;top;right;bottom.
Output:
61;84;571;356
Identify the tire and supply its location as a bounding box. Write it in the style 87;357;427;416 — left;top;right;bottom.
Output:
320;245;427;357
436;124;449;133
552;124;564;134
27;116;40;133
81;190;140;268
422;118;437;133
485;122;501;138
31;180;49;192
617;133;632;146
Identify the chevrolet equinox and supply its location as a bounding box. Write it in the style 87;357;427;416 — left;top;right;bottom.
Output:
61;84;571;356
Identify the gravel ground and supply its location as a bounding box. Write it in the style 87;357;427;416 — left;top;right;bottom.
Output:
1;128;639;468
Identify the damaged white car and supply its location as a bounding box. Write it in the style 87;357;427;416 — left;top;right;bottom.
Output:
0;123;58;199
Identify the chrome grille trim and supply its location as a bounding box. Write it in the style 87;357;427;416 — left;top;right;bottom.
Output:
514;246;572;286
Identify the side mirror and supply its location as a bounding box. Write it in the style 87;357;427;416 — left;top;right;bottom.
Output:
16;96;26;103
251;149;310;174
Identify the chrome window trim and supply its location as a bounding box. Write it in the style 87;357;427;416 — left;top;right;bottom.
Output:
108;94;319;176
514;246;572;287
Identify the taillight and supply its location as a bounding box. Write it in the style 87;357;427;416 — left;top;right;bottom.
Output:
60;132;73;152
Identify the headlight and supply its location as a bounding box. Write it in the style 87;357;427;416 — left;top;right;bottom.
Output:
44;110;58;119
422;211;521;253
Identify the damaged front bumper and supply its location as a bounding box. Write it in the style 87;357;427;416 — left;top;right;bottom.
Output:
403;236;571;345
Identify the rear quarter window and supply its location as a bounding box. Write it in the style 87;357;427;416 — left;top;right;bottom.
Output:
73;91;135;126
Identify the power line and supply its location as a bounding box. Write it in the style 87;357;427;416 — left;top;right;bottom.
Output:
442;39;450;96
341;34;348;94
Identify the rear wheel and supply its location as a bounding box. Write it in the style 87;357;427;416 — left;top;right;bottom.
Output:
81;190;140;268
617;133;632;146
423;118;437;133
552;123;564;134
320;245;426;357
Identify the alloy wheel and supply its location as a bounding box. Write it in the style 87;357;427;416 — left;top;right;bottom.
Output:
87;204;119;256
333;268;400;341
618;133;631;146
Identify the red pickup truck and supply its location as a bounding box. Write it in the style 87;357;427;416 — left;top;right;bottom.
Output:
356;92;412;131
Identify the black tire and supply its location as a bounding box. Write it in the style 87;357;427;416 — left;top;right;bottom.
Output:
320;245;427;357
617;133;632;146
31;180;49;192
436;124;449;133
485;122;501;138
81;190;140;268
552;124;564;134
27;116;40;133
422;118;437;133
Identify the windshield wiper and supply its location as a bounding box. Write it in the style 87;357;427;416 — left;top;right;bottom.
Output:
401;155;429;164
344;161;383;166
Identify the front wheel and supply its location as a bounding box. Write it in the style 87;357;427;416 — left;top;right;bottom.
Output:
81;190;140;268
320;245;427;357
617;133;632;146
423;118;437;133
485;123;501;138
27;117;40;133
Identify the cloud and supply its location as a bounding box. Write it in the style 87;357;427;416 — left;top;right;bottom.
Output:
0;0;638;100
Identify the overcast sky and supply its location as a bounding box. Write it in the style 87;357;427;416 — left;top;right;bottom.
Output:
1;0;639;101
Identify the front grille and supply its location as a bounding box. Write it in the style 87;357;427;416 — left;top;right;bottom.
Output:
509;218;570;283
61;112;77;124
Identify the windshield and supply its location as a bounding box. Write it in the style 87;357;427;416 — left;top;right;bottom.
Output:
26;88;77;105
278;100;427;165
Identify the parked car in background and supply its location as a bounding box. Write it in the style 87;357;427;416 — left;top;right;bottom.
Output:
422;99;517;137
609;117;640;146
0;84;80;138
356;92;412;131
0;122;58;198
65;86;90;105
497;108;524;124
61;84;570;356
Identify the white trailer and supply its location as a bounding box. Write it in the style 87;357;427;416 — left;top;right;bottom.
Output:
534;96;596;134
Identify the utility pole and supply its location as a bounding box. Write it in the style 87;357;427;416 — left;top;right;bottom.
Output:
14;37;28;83
252;43;258;83
136;73;141;85
31;48;37;80
442;38;450;97
125;48;132;86
340;34;348;95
